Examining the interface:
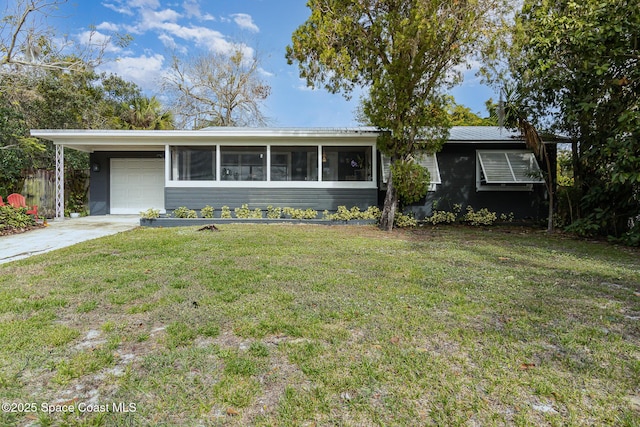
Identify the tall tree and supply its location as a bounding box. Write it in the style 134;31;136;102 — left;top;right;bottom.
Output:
505;0;640;243
1;0;130;73
162;49;271;129
287;0;509;230
0;67;161;196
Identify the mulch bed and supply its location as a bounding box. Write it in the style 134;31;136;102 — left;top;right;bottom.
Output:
0;223;46;237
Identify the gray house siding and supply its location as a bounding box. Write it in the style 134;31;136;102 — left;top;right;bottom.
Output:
165;188;377;212
401;143;553;220
89;151;164;215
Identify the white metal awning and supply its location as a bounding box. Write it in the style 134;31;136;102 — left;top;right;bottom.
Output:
381;152;442;186
477;150;544;184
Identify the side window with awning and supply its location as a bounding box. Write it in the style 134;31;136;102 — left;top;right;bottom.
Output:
380;152;441;191
476;150;544;191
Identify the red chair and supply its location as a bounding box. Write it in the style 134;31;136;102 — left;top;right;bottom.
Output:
7;193;38;218
0;196;4;206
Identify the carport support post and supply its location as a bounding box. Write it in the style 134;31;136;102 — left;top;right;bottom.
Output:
55;144;64;219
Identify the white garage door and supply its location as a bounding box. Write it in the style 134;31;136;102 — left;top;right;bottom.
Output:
110;158;165;214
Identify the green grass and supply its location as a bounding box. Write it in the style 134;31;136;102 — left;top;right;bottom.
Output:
0;224;639;426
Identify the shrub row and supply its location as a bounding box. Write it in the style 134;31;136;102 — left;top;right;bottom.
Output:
141;205;382;221
427;204;513;226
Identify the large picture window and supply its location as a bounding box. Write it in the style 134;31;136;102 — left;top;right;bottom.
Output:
221;146;266;181
271;146;318;181
171;147;216;180
322;146;372;181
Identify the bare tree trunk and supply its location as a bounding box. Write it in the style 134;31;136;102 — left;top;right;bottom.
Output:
544;150;554;233
379;170;398;231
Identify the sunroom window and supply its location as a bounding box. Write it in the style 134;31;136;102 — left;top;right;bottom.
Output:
322;146;372;181
271;146;318;181
476;150;544;191
221;146;266;181
171;146;216;180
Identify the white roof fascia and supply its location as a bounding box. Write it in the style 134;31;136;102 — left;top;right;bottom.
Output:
30;128;380;152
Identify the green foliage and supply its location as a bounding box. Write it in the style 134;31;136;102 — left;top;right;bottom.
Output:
393;212;418;228
0;205;37;230
220;206;232;219
462;206;497;226
200;205;215;219
0;67;171;195
282;207;318;220
323;206;381;221
428;204;462;225
287;0;507;229
505;0;640;242
447;98;497;126
391;159;431;205
139;208;160;219
234;204;252;219
266;205;282;219
172;206;197;219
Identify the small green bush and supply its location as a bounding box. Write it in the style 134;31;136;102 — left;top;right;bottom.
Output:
0;205;36;230
221;206;232;218
323;205;381;221
251;208;263;219
139;208;160;219
201;205;215;218
266;205;282;219
235;204;251;218
283;207;318;219
173;206;198;218
462;206;497;226
428;204;460;225
394;212;418;228
499;212;515;222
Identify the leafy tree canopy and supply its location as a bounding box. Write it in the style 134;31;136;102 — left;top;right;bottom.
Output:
287;0;509;229
505;0;639;243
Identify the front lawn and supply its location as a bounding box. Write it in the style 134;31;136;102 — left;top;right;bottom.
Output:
0;225;638;426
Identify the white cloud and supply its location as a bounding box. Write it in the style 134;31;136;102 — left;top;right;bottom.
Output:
78;30;122;53
102;2;134;16
99;53;166;91
259;68;274;78
230;13;259;32
179;0;215;21
158;33;176;49
138;8;182;31
182;0;199;18
96;22;120;32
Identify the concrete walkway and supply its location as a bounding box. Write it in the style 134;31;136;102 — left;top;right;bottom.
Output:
0;215;140;265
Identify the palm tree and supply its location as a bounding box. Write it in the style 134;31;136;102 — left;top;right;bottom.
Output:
499;84;555;233
122;96;174;130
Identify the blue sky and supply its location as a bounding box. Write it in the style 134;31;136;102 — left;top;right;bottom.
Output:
52;0;497;127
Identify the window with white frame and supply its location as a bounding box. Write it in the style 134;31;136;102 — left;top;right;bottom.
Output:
476;150;544;191
271;146;318;181
322;146;373;181
221;146;266;181
380;152;441;191
171;146;216;180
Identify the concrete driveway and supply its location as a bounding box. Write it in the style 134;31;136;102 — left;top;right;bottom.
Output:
0;215;140;265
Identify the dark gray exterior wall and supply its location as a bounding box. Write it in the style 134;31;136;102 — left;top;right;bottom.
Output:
399;143;555;221
165;187;377;212
89;151;164;215
89;142;554;220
